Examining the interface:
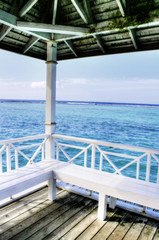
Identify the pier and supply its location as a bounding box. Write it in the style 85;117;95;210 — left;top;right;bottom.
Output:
0;186;159;240
1;0;159;239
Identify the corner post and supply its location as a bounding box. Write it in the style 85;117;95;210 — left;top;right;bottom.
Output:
45;41;57;160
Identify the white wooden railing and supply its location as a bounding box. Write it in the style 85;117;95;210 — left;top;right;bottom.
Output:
0;133;159;184
0;134;49;173
53;134;159;184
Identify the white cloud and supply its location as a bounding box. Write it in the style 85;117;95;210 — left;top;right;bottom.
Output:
30;81;45;89
67;78;88;85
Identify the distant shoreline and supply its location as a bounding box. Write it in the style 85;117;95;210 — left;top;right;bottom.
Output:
0;99;159;107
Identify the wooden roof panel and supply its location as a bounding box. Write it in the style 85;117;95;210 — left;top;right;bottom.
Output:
1;0;159;61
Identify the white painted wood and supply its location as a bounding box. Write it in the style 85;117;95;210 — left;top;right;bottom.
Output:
71;0;89;24
0;25;12;41
84;150;87;167
115;0;125;16
51;160;159;211
109;197;116;209
19;0;38;17
0;9;50;41
42;145;45;161
23;36;40;53
64;40;78;57
15;149;18;169
146;153;151;182
52;0;58;25
45;41;57;160
6;144;11;171
17;22;89;35
53;134;159;155
128;27;138;50
94;35;105;53
0;152;2;173
0;134;48;145
91;144;96;169
98;193;107;220
0;160;54;201
99;153;103;171
48;178;56;200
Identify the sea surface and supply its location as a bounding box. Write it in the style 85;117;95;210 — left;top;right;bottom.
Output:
0;101;159;181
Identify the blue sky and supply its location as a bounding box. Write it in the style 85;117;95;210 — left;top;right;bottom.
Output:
0;49;159;104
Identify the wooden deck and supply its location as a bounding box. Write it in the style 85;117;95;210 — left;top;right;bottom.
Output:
0;187;159;240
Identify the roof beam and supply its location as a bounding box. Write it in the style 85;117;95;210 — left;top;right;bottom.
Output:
115;0;126;17
71;0;89;24
23;36;40;53
19;0;38;17
64;40;78;57
128;27;138;50
94;35;105;53
52;0;58;25
0;9;51;40
83;0;93;24
17;22;89;35
0;25;12;41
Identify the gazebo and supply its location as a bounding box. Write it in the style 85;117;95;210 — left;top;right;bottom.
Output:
0;1;159;238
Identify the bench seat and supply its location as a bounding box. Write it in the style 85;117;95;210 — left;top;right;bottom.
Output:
51;160;159;220
1;159;159;220
0;160;55;202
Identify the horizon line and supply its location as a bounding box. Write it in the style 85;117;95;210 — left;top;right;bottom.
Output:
0;99;159;107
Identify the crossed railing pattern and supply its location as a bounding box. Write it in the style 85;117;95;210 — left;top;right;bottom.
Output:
53;134;159;184
0;134;49;173
0;133;159;184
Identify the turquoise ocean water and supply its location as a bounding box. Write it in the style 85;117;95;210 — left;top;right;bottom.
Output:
0;101;159;181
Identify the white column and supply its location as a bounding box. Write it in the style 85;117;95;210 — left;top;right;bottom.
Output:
98;193;107;220
45;41;57;160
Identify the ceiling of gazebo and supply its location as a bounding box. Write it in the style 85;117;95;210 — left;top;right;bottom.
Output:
0;0;159;61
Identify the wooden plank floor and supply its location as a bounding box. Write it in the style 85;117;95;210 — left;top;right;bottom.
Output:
0;187;159;240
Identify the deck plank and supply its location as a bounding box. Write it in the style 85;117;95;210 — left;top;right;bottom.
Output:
91;209;127;240
153;227;159;240
107;212;137;240
61;208;98;240
137;219;158;240
0;187;159;240
123;215;148;240
76;208;117;240
0;190;76;239
44;201;98;240
26;197;91;240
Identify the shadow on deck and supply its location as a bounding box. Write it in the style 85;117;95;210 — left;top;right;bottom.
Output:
0;187;159;240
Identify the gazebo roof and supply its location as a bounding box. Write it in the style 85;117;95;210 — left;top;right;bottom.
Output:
1;0;159;61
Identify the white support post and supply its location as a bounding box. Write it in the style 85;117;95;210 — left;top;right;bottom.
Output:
91;144;96;169
98;193;107;220
48;178;56;201
6;144;11;171
45;41;57;160
109;197;116;209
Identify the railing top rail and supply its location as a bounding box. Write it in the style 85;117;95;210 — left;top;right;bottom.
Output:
53;134;159;154
0;134;49;145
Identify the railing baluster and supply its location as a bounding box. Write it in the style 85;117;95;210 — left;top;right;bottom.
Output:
84;149;87;167
146;153;151;182
99;153;103;171
15;149;18;169
42;144;45;161
91;144;96;169
136;158;140;180
157;163;159;184
6;144;11;171
0;151;2;173
56;145;59;161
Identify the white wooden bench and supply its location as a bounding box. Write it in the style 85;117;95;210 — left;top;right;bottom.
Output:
51;160;159;220
1;159;159;221
0;160;56;203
